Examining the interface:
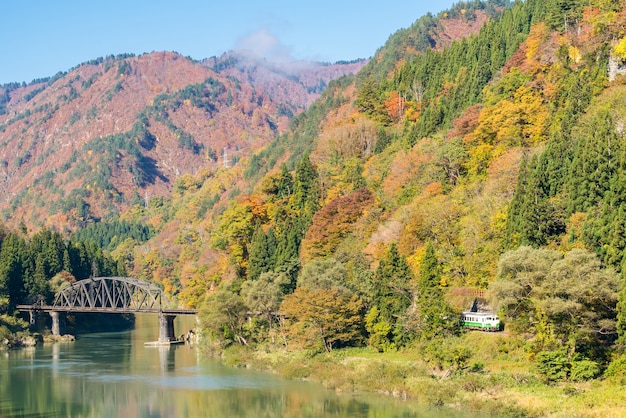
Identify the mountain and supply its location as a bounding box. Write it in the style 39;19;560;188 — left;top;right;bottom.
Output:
7;1;626;410
0;52;365;232
203;51;366;110
104;0;516;307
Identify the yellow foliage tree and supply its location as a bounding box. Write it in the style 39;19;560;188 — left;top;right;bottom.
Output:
614;36;626;60
470;85;549;147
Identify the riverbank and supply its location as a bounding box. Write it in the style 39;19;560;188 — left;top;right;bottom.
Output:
0;332;40;350
210;332;626;417
0;313;33;350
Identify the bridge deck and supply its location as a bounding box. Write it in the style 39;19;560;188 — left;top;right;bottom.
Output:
17;305;197;315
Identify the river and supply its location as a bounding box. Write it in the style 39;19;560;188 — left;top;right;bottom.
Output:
0;314;485;417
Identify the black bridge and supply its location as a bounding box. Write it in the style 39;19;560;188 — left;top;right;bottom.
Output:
18;277;197;343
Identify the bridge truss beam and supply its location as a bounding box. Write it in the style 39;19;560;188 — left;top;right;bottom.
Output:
53;277;170;312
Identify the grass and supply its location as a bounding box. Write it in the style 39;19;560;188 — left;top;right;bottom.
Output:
212;332;626;417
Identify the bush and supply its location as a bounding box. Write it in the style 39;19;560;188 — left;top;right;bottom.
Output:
423;338;473;373
570;359;600;382
535;350;570;382
605;354;626;384
470;361;485;373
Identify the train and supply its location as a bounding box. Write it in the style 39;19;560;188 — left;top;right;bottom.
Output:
460;311;501;331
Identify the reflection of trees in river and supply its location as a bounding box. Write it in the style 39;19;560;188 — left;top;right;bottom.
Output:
0;346;90;417
0;316;468;417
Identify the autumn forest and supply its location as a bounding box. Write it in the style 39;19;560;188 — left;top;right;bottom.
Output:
3;0;626;414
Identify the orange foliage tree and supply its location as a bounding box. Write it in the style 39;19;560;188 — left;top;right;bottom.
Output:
280;287;364;352
300;188;374;262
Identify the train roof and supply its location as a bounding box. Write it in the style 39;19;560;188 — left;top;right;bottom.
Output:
461;311;498;316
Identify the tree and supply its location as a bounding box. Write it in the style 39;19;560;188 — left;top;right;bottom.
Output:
241;271;290;337
300;188;374;262
367;243;413;349
355;77;391;125
246;226;275;281
545;0;583;31
0;234;26;309
505;155;567;248
413;242;459;340
260;164;293;199
200;284;249;347
293;153;320;216
436;137;468;188
211;196;267;275
280;286;364;352
615;267;626;348
567;107;621;214
297;257;350;293
492;246;619;359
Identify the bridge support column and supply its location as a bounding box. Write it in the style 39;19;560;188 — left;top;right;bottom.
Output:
49;311;65;336
158;314;176;343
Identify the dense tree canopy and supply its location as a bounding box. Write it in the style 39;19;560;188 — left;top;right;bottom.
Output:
0;228;122;310
491;246;619;359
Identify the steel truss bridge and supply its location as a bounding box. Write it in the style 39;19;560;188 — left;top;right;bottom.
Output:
17;277;197;343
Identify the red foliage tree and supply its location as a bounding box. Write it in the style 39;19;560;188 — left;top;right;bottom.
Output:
300;188;374;262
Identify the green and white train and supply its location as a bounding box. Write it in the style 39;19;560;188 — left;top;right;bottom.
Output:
461;311;501;332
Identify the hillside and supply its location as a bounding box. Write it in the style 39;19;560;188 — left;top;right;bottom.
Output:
7;0;626;414
0;52;364;233
113;0;626;364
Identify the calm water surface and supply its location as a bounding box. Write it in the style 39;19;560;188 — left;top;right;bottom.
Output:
0;314;485;417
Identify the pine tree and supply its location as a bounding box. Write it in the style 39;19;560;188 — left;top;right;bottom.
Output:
616;267;626;348
419;242;441;295
0;234;26;309
293;153;320;216
247;225;274;281
368;243;413;347
567;108;619;214
62;248;72;274
416;242;459;340
505;155;530;249
276;164;293;199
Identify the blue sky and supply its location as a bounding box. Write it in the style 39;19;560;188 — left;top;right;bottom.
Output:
1;1;458;85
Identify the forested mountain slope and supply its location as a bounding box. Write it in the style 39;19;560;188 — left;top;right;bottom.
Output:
121;0;626;361
0;52;363;233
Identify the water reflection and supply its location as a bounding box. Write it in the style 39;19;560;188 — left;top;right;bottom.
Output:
0;315;480;417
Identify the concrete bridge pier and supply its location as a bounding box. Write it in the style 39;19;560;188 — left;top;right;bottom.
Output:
49;311;66;336
158;313;177;343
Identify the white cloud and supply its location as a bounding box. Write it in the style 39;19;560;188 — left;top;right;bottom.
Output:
234;29;295;63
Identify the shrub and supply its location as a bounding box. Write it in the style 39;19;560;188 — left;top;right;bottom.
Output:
605;354;626;384
570;359;600;382
423;338;473;373
535;350;570;382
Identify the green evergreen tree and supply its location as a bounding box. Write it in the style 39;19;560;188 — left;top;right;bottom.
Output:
293;153;320;216
368;243;413;348
62;248;72;274
354;76;391;125
0;234;26;309
247;225;274;281
505;155;530;248
545;0;584;31
24;254;48;302
418;242;441;294
617;266;626;348
276;163;293;199
567;108;620;214
415;242;459;340
581;130;626;268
